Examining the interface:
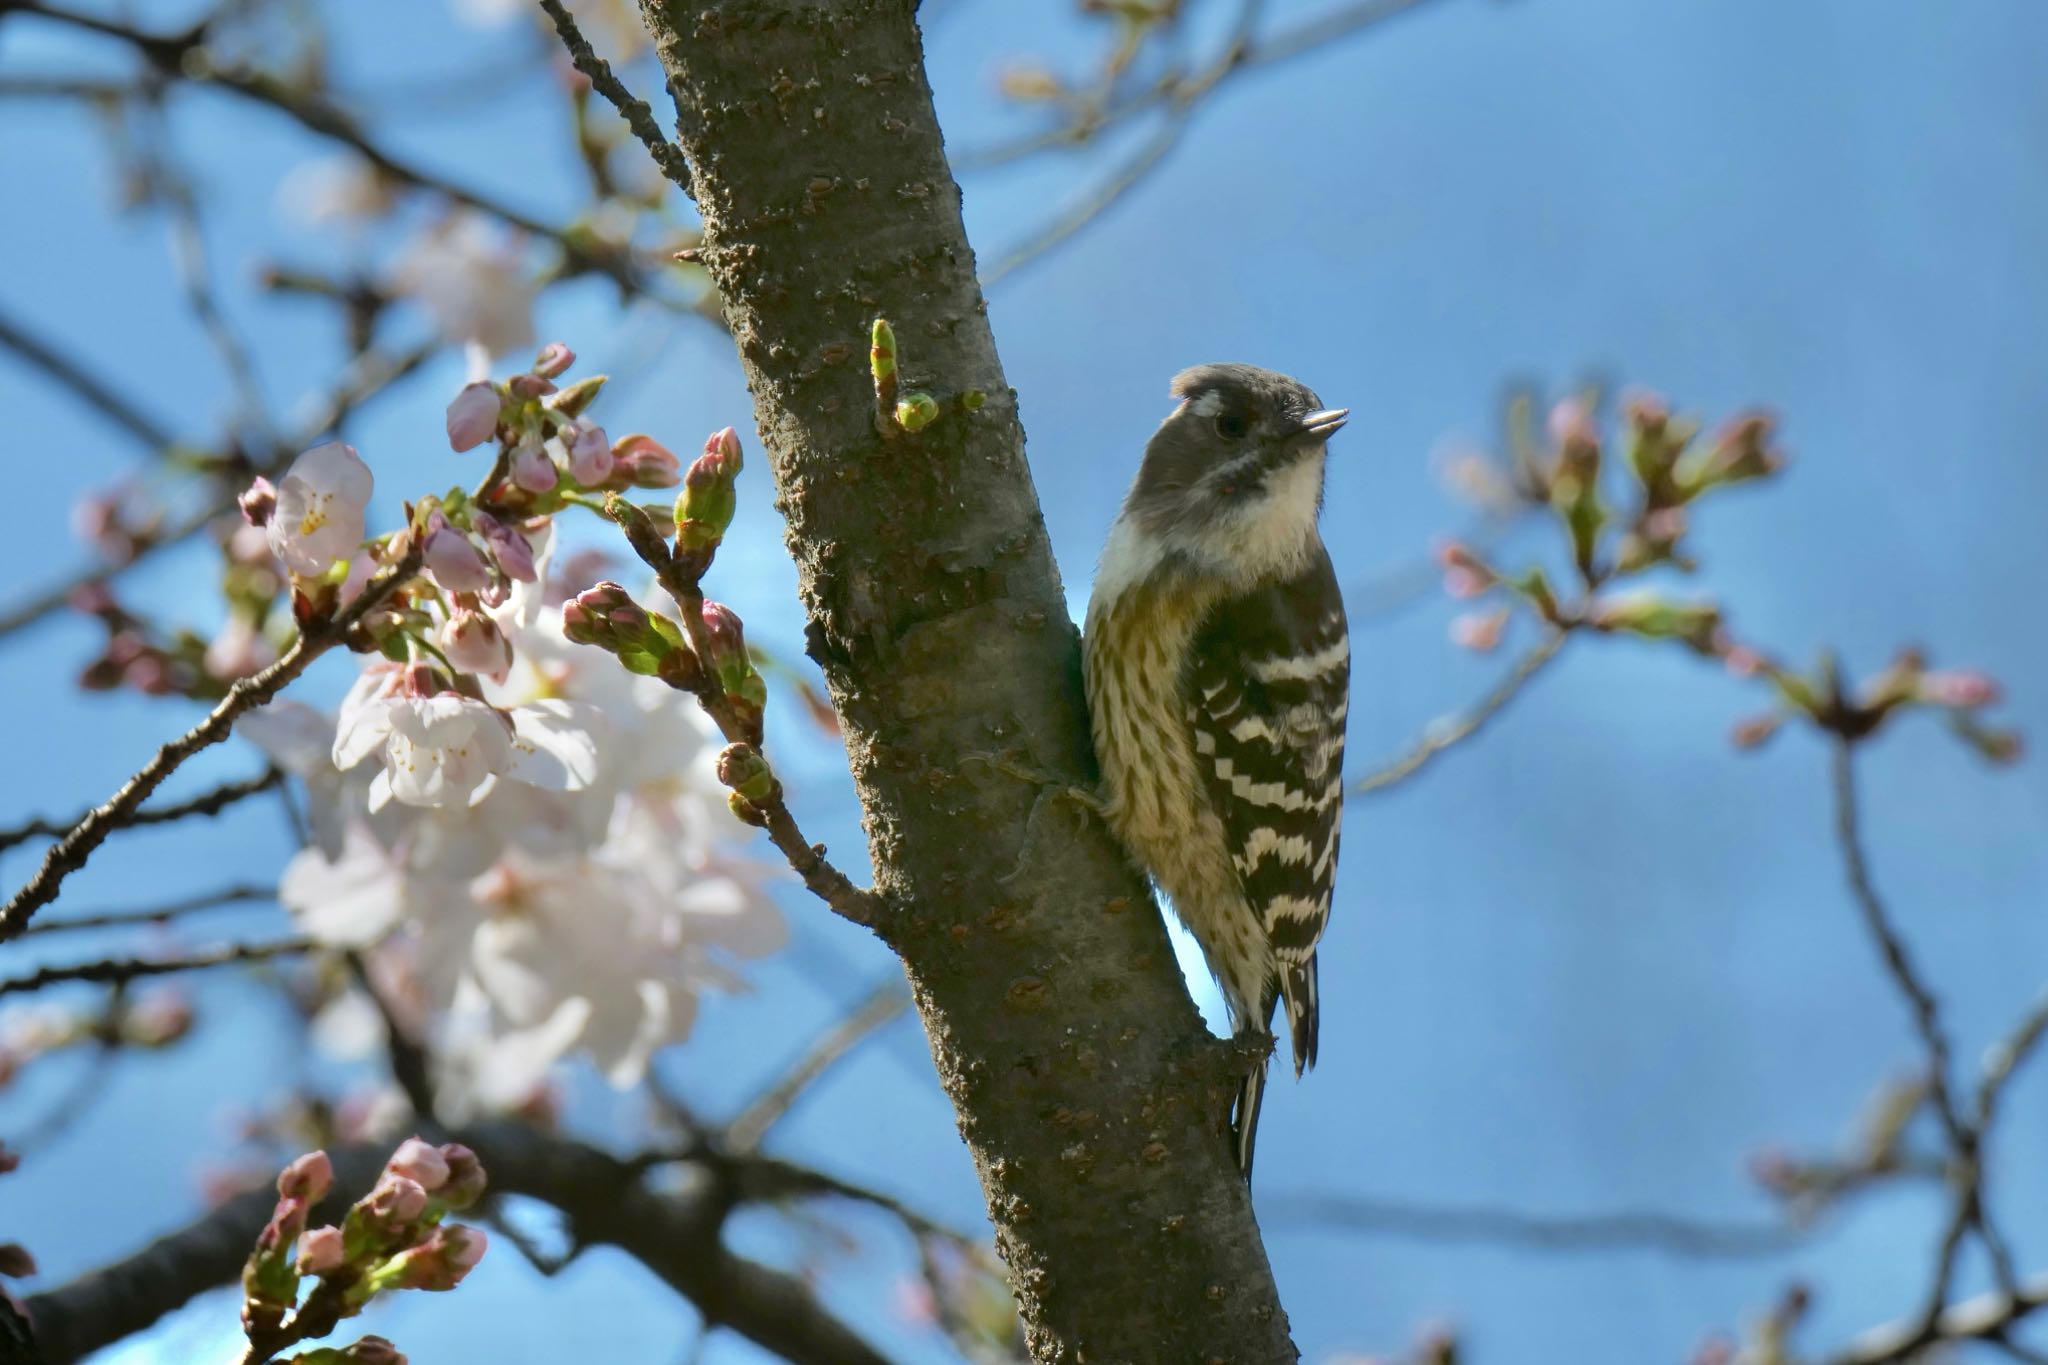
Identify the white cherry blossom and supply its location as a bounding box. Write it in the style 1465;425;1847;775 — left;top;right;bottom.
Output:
268;442;372;576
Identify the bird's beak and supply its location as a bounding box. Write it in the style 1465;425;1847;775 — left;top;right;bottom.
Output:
1294;408;1349;440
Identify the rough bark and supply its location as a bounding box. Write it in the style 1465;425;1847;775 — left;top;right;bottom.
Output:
637;2;1297;1360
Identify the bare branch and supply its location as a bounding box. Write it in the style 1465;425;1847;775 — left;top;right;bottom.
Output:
1264;1191;1804;1259
18;883;273;937
0;337;437;644
0;303;174;452
1351;630;1567;794
537;0;693;191
0;938;312;998
1826;1273;2048;1365
0;769;283;855
726;981;909;1152
24;1124;894;1365
0;548;420;937
13;0;649;296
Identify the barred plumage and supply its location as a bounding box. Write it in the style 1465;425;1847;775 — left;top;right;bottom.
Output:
1083;362;1351;1178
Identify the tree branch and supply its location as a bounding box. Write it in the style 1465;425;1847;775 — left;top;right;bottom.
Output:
1351;629;1567;793
0;769;283;855
1264;1191;1803;1259
725;981;909;1152
0;303;174;452
18;883;273;937
0;548;420;938
0;938;312;998
537;0;693;192
24;1125;893;1365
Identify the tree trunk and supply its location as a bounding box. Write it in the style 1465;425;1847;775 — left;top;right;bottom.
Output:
636;1;1298;1360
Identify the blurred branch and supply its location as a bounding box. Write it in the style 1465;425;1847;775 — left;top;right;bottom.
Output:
0;303;174;452
1830;738;2017;1315
1351;629;1566;793
0;768;282;855
12;0;649;296
725;981;910;1152
1826;1274;2048;1365
1265;1190;1803;1259
0;937;311;998
18;883;273;937
0;547;420;938
538;0;692;191
961;0;1444;171
0;336;437;643
24;1123;895;1365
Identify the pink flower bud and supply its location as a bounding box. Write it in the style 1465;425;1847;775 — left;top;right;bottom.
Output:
385;1137;451;1191
422;517;492;593
510;443;559;494
278;1150;334;1203
560;598;598;644
507;373;556;400
441;610;513;683
0;1243;36;1279
472;510;537;583
346;1336;407;1365
705;425;743;473
700;600;746;665
612;434;680;488
437;1144;487;1210
297;1224;346;1274
365;1174;428;1225
532;341;575;379
238;476;278;527
1449;609;1508;652
1729;713;1782;750
382;1224;487;1291
446;382;501;452
0;1145;19;1175
568;424;614;484
1919;670;2000;708
123;990;195;1047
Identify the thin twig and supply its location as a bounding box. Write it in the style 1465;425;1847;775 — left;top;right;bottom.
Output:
538;0;692;192
1827;1273;2048;1365
726;982;910;1151
1351;630;1567;793
0;938;313;998
0;768;283;854
0;548;420;938
15;0;646;296
960;0;1443;171
611;512;882;927
1264;1192;1804;1259
1830;738;2019;1318
19;883;273;936
0;337;438;644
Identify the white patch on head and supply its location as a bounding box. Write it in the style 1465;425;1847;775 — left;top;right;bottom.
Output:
1187;390;1225;418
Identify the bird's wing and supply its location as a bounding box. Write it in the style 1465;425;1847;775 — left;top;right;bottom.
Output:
1183;545;1349;1074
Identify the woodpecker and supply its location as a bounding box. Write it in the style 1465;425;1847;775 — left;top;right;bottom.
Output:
1083;363;1350;1177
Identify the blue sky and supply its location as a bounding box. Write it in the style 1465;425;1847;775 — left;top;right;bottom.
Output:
5;0;2048;1361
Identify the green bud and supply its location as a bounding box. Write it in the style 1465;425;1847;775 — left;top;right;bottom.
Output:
715;742;777;803
546;374;608;419
870;318;898;390
895;392;940;432
961;389;987;411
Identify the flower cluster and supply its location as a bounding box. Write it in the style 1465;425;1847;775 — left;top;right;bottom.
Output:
235;345;783;1115
241;1140;487;1364
1435;391;2018;761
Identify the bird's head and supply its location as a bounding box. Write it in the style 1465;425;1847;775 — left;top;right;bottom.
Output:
1122;363;1347;576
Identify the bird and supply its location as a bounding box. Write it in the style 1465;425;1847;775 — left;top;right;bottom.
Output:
1082;362;1351;1178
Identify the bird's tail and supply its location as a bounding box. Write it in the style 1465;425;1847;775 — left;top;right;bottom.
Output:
1231;1051;1269;1179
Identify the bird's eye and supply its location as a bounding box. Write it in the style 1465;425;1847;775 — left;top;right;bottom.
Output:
1215;411;1250;441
